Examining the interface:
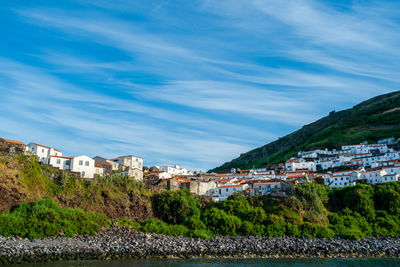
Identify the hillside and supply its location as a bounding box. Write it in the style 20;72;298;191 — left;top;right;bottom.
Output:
210;91;400;173
0;154;153;221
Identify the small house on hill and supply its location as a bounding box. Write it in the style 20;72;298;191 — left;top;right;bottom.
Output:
0;138;26;155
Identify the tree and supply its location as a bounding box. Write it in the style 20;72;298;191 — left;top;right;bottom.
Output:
151;189;201;224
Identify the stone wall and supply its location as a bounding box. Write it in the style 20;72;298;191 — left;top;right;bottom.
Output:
0;139;26;155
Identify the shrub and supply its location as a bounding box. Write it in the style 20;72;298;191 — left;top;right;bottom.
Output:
265;215;286;237
343;184;375;221
141;218;169;234
190;229;214;239
285;223;301;237
239;221;255;236
299;222;316;238
151;189;201;224
0;199;109;239
202;208;242;236
167;224;190;236
314;225;335;239
183;216;206;230
337;228;365;240
116;217;140;230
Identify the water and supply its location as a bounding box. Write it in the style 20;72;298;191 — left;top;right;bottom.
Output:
15;258;400;267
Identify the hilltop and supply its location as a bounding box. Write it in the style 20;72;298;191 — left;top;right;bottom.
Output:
210;91;400;173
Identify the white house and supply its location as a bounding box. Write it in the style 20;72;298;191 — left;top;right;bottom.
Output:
285;159;316;172
151;171;172;179
324;174;356;188
48;155;72;170
70;155;95;178
359;170;387;185
94;164;104;176
212;184;249;202
111;155;143;170
117;167;143;181
159;165;193;176
26;143;62;164
253;181;281;196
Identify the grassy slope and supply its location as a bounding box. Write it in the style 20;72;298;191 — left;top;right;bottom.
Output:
0;155;154;221
210;91;400;173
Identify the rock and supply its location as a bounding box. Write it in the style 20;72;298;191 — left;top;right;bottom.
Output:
0;227;399;265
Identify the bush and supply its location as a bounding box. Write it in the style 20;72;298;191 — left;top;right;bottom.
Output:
183;216;206;230
190;229;214;239
116;217;140;230
0;199;109;239
265;215;285;237
343;184;375;221
167;224;190;236
337;228;365;240
315;225;335;239
239;221;255;236
285;223;301;237
151;189;201;224
202;208;242;236
141;218;169;234
299;222;316;238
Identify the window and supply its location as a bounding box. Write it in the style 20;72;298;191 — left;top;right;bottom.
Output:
42;149;45;153
82;171;85;177
219;189;221;194
66;161;70;165
79;160;83;166
56;159;61;164
226;189;228;192
85;161;89;166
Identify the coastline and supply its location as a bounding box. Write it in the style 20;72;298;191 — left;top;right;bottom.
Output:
1;227;399;265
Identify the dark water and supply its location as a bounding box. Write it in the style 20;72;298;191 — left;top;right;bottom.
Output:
15;258;400;267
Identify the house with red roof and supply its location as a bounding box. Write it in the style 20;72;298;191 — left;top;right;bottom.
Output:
0;138;26;155
26;142;62;164
212;183;249;202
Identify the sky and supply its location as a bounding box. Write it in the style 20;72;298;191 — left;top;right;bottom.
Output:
1;0;400;171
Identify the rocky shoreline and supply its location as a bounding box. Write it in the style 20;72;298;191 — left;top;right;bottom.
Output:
1;226;399;265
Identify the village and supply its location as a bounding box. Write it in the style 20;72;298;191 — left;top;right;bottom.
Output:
1;137;400;202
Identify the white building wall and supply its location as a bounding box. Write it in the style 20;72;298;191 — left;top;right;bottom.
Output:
70;155;95;178
48;156;71;170
159;165;193;176
27;143;50;164
112;155;143;170
212;184;249;201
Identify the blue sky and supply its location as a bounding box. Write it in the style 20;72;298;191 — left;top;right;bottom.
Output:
1;0;400;171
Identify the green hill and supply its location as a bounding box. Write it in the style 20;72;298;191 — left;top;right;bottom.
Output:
210;91;400;173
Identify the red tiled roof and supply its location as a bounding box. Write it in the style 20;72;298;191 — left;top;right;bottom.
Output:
50;155;72;159
215;178;234;183
254;182;281;185
333;169;360;174
362;170;382;174
162;177;192;184
31;143;51;149
95;164;103;168
217;184;245;189
1;138;25;145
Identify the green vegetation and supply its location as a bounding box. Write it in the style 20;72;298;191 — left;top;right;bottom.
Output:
116;183;400;240
0;154;153;221
0;199;109;239
3;167;400;240
210;91;400;173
